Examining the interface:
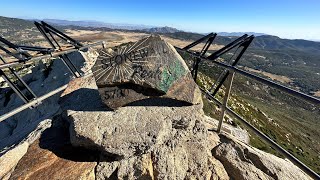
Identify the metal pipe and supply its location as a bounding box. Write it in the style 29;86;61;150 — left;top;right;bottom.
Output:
200;88;320;179
175;46;320;105
207;34;249;60
62;54;83;77
1;70;29;104
217;71;235;133
59;55;79;77
179;41;320;178
183;33;216;50
48;31;61;49
0;84;68;122
0;56;38;100
210;36;254;97
40;21;83;48
34;21;57;49
14;72;38;99
0;41;103;70
193;36;215;80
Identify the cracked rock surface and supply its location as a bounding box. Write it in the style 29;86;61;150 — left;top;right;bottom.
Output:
93;110;229;179
67;104;204;158
212;135;313;180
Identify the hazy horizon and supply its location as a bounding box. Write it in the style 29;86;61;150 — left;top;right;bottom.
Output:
1;0;319;40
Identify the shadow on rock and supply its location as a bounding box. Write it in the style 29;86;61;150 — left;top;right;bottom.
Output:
124;97;193;107
59;88;112;112
38;116;100;162
60;87;193;111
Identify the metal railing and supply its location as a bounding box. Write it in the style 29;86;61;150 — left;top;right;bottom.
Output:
175;40;320;179
0;41;104;122
0;21;104;122
0;41;103;70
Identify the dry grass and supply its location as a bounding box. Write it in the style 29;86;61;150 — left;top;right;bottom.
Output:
244;67;293;83
65;29;101;36
0;29;224;64
64;29;224;51
253;54;266;59
313;90;320;97
162;36;223;51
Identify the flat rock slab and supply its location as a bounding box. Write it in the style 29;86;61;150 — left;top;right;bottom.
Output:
91;35;201;109
67;104;204;158
9;120;98;180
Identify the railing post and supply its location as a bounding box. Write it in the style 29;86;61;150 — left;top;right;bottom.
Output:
217;70;235;133
192;56;201;81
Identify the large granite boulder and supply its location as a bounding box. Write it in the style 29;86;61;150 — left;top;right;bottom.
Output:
91;35;201;109
63;82;229;179
67;104;204;158
94;117;229;180
212;135;313;180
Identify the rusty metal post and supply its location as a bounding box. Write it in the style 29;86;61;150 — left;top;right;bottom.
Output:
217;70;235;133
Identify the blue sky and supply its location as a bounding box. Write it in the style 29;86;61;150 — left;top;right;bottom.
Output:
1;0;319;40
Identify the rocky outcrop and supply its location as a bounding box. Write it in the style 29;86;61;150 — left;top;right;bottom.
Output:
92;35;201;109
213;135;313;180
93;111;229;179
68;106;171;158
8;117;98;180
63;75;312;179
67;101;203;158
1;37;314;180
0;119;52;180
61;71;230;179
0;142;29;180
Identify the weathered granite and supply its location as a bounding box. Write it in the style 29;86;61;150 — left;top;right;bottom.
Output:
67;103;204;158
0;142;29;180
8;118;98;180
0;119;52;180
213;134;313;180
91;35;201;109
96;153;154;179
95;119;229;180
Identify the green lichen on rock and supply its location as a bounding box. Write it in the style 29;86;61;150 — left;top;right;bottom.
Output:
159;60;187;92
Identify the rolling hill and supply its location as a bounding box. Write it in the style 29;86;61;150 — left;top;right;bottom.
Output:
162;31;320;95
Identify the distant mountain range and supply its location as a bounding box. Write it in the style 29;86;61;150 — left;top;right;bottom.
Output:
143;26;181;33
29;19;156;30
217;32;268;37
25;18;269;36
1;16;319;46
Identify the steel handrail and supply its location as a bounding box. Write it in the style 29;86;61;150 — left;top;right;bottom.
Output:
0;41;103;70
175;46;320;105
